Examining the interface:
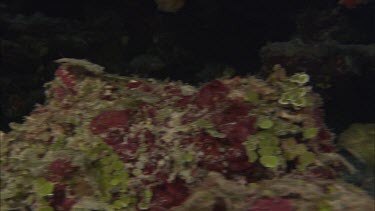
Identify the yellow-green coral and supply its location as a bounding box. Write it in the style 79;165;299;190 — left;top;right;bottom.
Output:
338;123;375;169
277;72;313;109
243;70;319;171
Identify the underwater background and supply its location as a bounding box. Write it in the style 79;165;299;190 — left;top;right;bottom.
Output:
0;0;374;210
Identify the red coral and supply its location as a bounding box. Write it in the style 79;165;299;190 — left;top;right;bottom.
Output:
163;84;182;96
106;130;154;163
223;145;252;172
51;87;76;102
217;119;255;144
196;80;229;108
116;136;140;162
201;155;227;173
194;134;226;172
143;163;157;176
212;102;252;123
225;144;248;162
47;159;76;182
89;110;133;135
176;95;193;108
46;161;77;210
48;159;74;176
212;102;256;144
311;108;336;153
250;198;293;211
317;128;336;153
49;184;76;211
151;179;189;209
55;67;77;89
194;127;254;174
228;160;252;172
144;129;156;145
61;198;76;211
144;106;157;119
103;130;124;146
49;185;66;208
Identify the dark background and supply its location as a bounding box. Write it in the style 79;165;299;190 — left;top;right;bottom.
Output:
1;0;374;133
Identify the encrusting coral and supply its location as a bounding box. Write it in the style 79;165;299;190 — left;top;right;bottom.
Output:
1;59;373;210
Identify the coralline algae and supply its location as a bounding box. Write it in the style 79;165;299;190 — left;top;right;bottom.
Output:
1;59;373;211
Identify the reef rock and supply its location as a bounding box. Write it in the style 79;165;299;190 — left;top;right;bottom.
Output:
1;59;373;210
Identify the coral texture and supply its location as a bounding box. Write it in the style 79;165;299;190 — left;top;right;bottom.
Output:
338;123;375;168
1;59;373;210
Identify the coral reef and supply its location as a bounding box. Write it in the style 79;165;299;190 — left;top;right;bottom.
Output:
175;172;374;211
1;60;373;210
1;0;302;131
338;123;375;168
337;123;375;196
260;39;375;133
